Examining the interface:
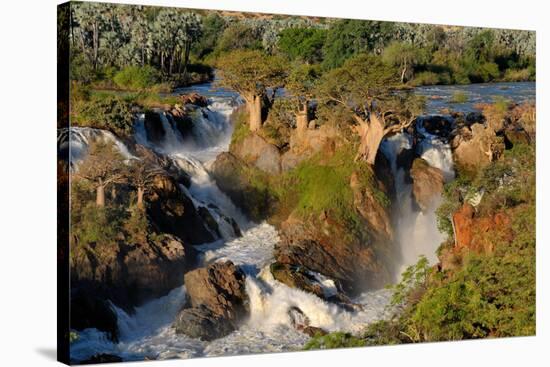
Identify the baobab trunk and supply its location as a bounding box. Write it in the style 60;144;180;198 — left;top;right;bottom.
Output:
247;95;263;132
355;114;386;165
96;184;105;207
137;186;145;209
295;103;309;138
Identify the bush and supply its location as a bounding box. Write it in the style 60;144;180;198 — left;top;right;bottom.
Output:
113;65;160;91
74;95;135;137
304;332;366;350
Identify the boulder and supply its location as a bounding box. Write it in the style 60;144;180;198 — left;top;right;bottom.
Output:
232;133;281;174
288;306;328;337
175;261;248;340
410;158;444;212
451;123;505;175
275;212;390;295
71;232;196;312
147;173;216;245
420;115;453;138
270;262;359;311
179;92;208;107
174;305;234;341
70;289;119;342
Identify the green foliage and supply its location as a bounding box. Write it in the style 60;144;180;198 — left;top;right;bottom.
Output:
390;256;432;307
322;20;396;69
304;332;366;350
229;107;252;150
277;28;326;63
71;203;122;247
450;91;469;104
124;206;149;244
214;23;264;55
217;49;287;97
73;95;135;137
113;65;160;91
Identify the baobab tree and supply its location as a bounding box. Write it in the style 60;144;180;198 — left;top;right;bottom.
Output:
74;141;126;207
316;53;425;164
285;63;320;136
126;146;163;209
217;50;287;132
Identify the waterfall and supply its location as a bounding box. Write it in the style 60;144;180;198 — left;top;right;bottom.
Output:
381;117;455;276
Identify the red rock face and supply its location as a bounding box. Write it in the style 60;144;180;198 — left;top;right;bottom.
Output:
452;203;512;254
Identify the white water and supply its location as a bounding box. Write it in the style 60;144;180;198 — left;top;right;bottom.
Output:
69;85;455;362
380;118;455;276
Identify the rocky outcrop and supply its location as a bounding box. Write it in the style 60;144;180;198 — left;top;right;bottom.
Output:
270;262;357;310
70;288;119;342
232;133;282;174
410;158;444;212
288;306;328;337
210;152;274;222
452;203;512;254
147;173;216;245
143;111;165;145
275;212;390;295
179;92;208;107
350;171;393;240
281;124;341;171
174;261;248;340
451;123;505;175
71;232;196;312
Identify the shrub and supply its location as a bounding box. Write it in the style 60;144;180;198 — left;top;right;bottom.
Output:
74;95;135;137
113;65;160;91
304;332;366;350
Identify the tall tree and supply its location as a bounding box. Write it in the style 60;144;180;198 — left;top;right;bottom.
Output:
285;63;320;135
316;54;425;164
217;50;287;131
383;41;427;83
74;141;126;207
126;146;163;209
73;2;105;70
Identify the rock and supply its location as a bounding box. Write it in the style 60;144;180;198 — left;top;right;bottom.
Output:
180;92;208;107
451;123;505;176
70;289;119;342
233;133;281;174
210;152;274;222
410;158;444;212
452;203;513;254
270;262;326;299
275;212;390;295
420;115;453;138
287;306;328;337
197;206;221;238
143;111;165;145
503;128;531;148
175;261;248;340
147;173;216;245
71;231;196;312
174;305;234;341
350;170;392;240
281;125;341;172
79;354;123;364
